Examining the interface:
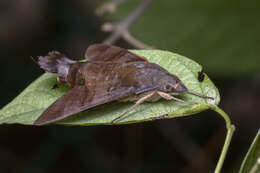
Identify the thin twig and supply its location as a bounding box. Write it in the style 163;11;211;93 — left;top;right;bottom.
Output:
96;0;129;16
122;31;154;49
103;0;153;45
102;22;154;49
101;22;114;32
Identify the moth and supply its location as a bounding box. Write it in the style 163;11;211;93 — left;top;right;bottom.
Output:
34;44;212;125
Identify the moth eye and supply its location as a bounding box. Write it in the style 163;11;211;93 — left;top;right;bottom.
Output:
164;84;171;90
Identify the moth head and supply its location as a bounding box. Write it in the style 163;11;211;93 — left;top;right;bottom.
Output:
160;75;188;94
160;74;214;100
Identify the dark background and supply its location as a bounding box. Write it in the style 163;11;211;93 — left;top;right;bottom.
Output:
0;0;259;172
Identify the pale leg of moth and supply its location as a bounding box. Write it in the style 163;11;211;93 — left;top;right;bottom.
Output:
111;91;157;123
112;91;197;123
157;91;196;104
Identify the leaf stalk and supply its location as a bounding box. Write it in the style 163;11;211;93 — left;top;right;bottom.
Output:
208;104;235;173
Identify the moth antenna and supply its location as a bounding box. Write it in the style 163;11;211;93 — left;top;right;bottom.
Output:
187;90;214;100
30;56;38;64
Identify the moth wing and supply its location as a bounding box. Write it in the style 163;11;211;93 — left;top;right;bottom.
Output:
85;44;148;63
34;85;135;125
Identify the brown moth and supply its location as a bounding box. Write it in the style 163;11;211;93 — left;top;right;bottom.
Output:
34;44;212;125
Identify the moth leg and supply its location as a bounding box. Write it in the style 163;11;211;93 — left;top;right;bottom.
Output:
51;84;59;90
157;91;196;104
111;91;157;123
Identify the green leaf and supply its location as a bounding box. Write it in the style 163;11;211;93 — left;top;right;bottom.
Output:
239;129;260;173
0;50;220;125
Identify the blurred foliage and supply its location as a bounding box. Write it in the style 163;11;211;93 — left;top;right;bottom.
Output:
104;0;260;77
239;129;260;173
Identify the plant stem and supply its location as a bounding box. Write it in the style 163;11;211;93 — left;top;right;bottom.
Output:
208;104;235;173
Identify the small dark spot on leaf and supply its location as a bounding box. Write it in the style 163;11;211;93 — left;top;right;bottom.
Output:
198;69;205;82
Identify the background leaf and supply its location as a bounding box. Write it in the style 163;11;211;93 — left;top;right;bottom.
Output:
239;129;260;173
0;50;220;125
105;0;260;77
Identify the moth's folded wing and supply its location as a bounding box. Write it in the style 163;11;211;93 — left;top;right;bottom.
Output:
85;44;148;63
34;85;135;125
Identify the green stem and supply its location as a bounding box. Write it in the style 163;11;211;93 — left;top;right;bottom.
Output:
208;104;235;173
